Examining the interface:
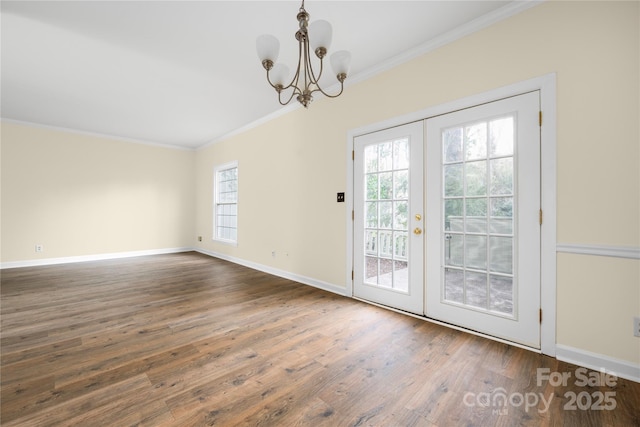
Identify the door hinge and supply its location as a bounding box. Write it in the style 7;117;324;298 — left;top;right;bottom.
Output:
539;308;543;323
539;209;543;225
539;111;542;126
352;210;354;220
352;150;355;161
352;270;354;281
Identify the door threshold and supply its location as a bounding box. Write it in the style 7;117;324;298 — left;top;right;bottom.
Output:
352;296;541;354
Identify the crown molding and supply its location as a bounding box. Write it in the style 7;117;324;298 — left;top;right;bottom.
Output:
0;118;195;152
347;0;544;89
200;0;544;148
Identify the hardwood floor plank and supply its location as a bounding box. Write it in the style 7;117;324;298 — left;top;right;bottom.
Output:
1;252;639;426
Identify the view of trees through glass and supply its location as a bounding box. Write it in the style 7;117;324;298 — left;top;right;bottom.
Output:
364;138;410;291
442;116;515;315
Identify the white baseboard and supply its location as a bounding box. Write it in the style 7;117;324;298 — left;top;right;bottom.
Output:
0;247;192;269
195;248;347;297
556;344;640;383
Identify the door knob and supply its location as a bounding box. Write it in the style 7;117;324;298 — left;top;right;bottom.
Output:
415;214;422;221
414;227;423;235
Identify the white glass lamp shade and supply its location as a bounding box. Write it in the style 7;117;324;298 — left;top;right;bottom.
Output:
256;34;279;62
309;20;332;52
270;63;290;86
330;50;351;76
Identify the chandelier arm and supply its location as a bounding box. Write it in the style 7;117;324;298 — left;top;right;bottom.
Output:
305;41;324;87
307;56;345;99
278;87;299;106
313;80;345;98
304;38;345;99
303;38;312;94
282;35;305;93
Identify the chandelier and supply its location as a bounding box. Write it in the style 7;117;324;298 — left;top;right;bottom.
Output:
256;0;351;108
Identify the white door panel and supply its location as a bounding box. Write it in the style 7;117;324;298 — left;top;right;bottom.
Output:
425;92;541;348
353;122;424;314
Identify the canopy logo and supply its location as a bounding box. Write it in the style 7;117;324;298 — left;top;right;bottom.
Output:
462;367;618;415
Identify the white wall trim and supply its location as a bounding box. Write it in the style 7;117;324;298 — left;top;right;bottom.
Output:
196;249;347;297
0;118;195;152
556;344;640;383
346;73;557;356
0;247;192;269
346;0;543;93
557;243;640;260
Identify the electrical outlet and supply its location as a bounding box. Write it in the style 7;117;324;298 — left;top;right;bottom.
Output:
271;251;276;257
198;236;202;242
634;317;640;338
35;244;43;253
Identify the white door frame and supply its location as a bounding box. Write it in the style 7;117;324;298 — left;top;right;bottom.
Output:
346;73;557;356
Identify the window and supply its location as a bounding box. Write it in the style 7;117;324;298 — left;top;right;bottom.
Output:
214;162;238;244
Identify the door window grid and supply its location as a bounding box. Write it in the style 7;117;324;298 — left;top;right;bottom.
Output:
364;138;410;291
442;115;516;316
214;163;238;243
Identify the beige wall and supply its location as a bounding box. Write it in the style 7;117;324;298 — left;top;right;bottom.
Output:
195;1;639;365
1;122;195;262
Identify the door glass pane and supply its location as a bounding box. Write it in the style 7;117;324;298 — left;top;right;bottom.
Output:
393;201;408;230
445;233;464;267
465;271;488;308
490;158;513;196
379;142;393;171
365;145;378;173
362;137;411;292
489;236;512;274
379;172;392;199
445;199;463;232
366;256;378;283
489;117;514;157
443;128;463;163
393;260;408;292
441;115;515;316
465;198;487;233
465;235;487;270
379;202;392;228
444;164;463;197
465;160;487;196
366;202;377;228
490;275;513;314
465;122;487;160
444;268;464;304
366;174;378;200
394;139;409;169
394;170;408;199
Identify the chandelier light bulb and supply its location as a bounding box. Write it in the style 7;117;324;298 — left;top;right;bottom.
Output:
308;20;332;57
270;63;290;88
330;50;351;78
256;34;280;67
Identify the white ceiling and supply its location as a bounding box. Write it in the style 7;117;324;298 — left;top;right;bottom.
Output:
1;1;531;150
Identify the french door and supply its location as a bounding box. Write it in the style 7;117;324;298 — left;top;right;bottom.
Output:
353;92;541;348
425;92;541;348
353;122;424;314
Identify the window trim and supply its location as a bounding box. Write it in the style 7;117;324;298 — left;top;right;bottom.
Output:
213;161;238;246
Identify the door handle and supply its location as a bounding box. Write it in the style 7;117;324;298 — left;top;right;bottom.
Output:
414;228;423;235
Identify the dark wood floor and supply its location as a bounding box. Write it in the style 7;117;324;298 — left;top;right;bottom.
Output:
1;252;638;426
